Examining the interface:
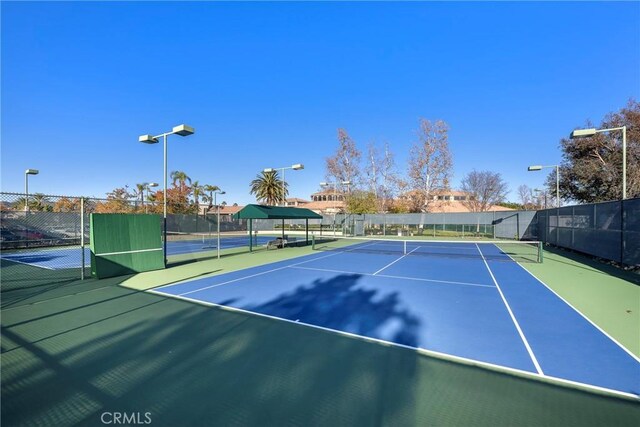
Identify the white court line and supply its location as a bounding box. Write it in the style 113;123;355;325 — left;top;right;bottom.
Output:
377;273;494;289
499;246;640;364
288;265;494;289
0;256;56;270
372;246;421;275
174;242;382;296
476;243;544;375
148;288;639;400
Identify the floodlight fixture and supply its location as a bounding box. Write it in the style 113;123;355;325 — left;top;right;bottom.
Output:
139;134;159;144
527;164;560;207
172;124;195;136
570;126;627;198
570;128;597;139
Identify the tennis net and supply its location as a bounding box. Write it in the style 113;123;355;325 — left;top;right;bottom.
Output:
312;236;543;263
166;232;257;248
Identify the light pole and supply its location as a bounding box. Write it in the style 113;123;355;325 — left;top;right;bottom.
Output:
320;180;350;236
24;169;39;212
213;189;225;259
139;124;195;263
143;182;159;213
571;126;627;199
263;164;304;206
528;165;560;208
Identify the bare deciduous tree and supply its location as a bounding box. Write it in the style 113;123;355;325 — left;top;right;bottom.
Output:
364;142;380;198
460;170;509;212
517;184;535;210
407;119;453;212
379;142;399;213
325;128;362;192
365;141;399;213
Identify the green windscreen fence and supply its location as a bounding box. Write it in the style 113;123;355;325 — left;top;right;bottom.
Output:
90;214;165;278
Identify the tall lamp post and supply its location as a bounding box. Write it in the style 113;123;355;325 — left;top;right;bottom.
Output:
263;164;304;206
527;165;560;208
143;182;159;213
213;189;225;259
320;180;350;236
571;126;627;199
24;169;39;212
139;124;195;263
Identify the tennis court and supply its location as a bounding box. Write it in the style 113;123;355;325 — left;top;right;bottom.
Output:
152;237;640;398
0;233;273;270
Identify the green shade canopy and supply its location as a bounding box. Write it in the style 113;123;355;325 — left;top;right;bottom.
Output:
233;204;322;220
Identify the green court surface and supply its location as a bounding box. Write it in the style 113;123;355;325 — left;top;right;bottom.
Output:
1;244;639;426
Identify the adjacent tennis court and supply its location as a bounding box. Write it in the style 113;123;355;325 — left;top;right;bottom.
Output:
152;237;640;398
0;233;273;270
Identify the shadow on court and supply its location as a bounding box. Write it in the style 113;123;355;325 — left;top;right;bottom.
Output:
0;259;89;309
244;273;421;348
1;277;638;426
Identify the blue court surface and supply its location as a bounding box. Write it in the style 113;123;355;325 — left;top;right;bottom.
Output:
0;234;274;270
152;240;640;398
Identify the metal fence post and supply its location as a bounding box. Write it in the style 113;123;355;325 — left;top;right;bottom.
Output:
80;197;85;280
492;211;496;239
556;207;560;245
571;205;575;248
620;199;625;265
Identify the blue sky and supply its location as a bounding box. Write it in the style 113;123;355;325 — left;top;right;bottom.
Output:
2;1;639;204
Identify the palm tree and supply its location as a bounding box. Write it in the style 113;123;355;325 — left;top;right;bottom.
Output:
202;184;221;216
170;171;191;190
250;170;287;205
134;183;146;210
30;193;51;212
15;197;28;211
191;180;204;216
202;185;221;206
192;181;203;204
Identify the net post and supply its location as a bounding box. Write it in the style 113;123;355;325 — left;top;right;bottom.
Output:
403;240;407;255
80;197;85;280
312;234;316;250
538;241;543;263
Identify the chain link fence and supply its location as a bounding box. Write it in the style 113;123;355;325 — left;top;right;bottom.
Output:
3;190;637;291
1;192;90;292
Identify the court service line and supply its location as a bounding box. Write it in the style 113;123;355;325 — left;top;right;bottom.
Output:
476;243;544;375
288;265;494;289
377;273;494;289
372;246;421;275
174;242;382;296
